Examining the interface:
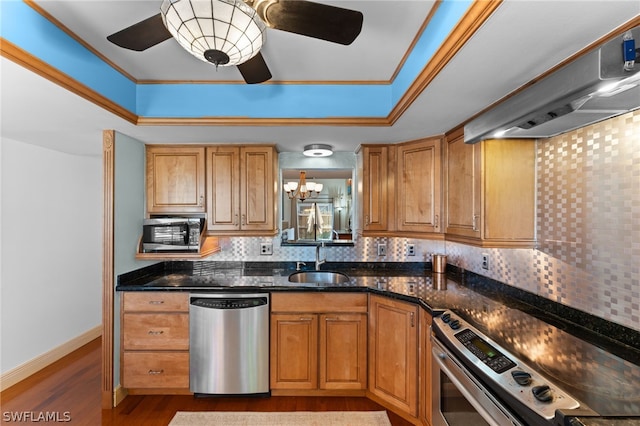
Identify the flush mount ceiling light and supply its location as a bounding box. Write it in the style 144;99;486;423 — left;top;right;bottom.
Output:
303;144;333;157
160;0;266;67
284;171;323;201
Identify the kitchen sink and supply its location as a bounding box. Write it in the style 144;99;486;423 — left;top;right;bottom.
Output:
288;271;350;284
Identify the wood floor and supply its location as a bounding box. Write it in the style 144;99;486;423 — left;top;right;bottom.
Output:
1;337;414;425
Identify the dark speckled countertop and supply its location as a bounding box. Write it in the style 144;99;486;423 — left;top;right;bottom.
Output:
117;261;640;424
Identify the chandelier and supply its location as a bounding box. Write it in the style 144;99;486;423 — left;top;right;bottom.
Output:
160;0;267;67
284;172;323;201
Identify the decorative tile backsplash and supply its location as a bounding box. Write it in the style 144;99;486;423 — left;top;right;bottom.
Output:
206;109;640;332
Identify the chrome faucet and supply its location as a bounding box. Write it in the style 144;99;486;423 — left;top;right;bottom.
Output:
315;242;326;270
296;261;306;271
332;229;339;240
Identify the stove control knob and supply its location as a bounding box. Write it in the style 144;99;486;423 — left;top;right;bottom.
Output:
441;313;451;323
511;370;532;386
532;385;554;402
449;319;461;330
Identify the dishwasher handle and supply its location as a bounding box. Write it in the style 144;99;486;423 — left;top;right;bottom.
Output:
190;296;268;309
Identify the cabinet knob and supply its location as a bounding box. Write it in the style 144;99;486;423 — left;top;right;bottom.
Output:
199;195;204;206
434;214;439;228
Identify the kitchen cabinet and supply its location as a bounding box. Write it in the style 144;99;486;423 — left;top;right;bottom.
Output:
358;139;443;238
146;146;205;214
206;145;277;235
396;137;442;234
359;145;392;233
368;294;418;417
444;128;536;247
121;292;189;391
418;308;433;426
270;293;368;393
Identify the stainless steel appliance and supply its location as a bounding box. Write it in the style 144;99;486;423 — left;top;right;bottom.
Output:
189;293;269;396
142;217;203;252
432;310;580;426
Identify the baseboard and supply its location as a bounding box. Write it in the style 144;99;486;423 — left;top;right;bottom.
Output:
114;385;128;407
0;325;102;391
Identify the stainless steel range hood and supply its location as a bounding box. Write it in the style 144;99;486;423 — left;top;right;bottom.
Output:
464;26;640;144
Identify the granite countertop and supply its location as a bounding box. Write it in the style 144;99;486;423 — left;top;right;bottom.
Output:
116;261;640;424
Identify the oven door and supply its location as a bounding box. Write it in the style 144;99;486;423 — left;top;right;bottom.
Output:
431;336;523;426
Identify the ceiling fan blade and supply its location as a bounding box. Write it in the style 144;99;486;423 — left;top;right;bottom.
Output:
261;0;363;45
237;52;272;84
107;13;172;51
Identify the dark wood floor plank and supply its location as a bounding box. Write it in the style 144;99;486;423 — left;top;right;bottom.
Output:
2;337;414;426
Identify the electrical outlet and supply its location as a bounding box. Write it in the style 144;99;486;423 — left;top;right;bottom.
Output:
407;244;416;256
377;243;387;257
482;253;489;270
260;242;273;255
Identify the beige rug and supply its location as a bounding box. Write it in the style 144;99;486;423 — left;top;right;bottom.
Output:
168;411;392;426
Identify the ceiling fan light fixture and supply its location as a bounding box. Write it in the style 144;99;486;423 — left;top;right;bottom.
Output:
160;0;266;67
303;144;333;157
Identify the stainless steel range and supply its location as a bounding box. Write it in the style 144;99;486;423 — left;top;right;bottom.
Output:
432;310;581;426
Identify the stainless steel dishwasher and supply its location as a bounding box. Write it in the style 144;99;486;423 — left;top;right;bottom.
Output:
189;293;269;396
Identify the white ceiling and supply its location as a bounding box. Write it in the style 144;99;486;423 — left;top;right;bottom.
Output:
2;1;639;157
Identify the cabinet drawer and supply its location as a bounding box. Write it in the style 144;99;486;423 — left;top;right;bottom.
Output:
122;351;189;389
123;292;188;312
271;292;367;313
123;313;189;350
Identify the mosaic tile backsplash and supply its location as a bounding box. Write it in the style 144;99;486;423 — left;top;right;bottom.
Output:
207;109;640;332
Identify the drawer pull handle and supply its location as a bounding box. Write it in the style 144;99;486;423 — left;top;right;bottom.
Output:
148;300;165;305
148;330;164;335
325;317;338;321
299;317;313;321
148;369;164;375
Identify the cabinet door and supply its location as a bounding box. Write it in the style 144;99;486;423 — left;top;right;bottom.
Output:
362;146;389;231
397;138;442;233
240;146;275;231
122;352;189;388
122;313;189;351
319;313;367;390
418;309;433;426
368;295;418;416
146;146;205;213
206;146;240;231
444;133;481;239
270;313;318;390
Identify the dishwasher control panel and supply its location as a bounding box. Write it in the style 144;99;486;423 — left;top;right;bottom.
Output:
191;296;268;309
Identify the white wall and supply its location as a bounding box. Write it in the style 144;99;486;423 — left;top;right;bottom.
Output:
0;137;102;374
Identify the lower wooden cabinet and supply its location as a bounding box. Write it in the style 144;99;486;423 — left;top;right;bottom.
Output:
270;293;368;392
122;352;189;388
121;292;189;391
368;294;419;416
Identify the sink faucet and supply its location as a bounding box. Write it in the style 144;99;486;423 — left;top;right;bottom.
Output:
332;230;339;240
315;242;326;270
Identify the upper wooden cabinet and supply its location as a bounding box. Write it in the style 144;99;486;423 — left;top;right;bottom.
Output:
360;145;390;232
146;146;206;214
358;139;443;237
444;129;536;247
396;138;442;234
206;145;277;235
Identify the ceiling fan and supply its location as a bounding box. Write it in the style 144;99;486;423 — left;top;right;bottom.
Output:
107;0;364;84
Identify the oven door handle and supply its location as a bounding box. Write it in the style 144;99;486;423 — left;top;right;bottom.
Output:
432;345;512;426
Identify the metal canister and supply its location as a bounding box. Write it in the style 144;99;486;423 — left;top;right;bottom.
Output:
432;254;447;274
